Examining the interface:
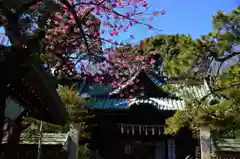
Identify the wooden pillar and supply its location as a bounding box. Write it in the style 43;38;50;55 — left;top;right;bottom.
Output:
155;141;166;159
199;126;211;159
0;84;7;143
6;119;22;159
0;50;8;142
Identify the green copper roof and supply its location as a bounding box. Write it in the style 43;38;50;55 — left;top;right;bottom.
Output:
84;99;129;109
84;97;185;110
214;138;240;152
2;133;69;145
81;84;112;97
5;97;25;120
145;71;165;87
166;80;215;102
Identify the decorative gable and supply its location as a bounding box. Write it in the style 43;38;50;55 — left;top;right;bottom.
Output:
109;70;168;98
128;97;185;110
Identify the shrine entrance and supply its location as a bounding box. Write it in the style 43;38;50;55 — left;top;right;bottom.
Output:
124;140;165;159
123;138;175;159
82;69;201;159
88;103;197;159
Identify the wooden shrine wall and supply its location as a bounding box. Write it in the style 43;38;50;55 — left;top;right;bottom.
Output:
174;128;198;159
89;109;198;159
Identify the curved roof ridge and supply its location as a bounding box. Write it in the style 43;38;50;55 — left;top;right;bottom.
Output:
128;97;184;110
109;70;140;95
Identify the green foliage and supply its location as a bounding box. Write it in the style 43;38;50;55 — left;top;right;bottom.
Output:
159;7;240;136
164;96;205;136
139;7;240;78
164;65;239;136
164;111;187;135
161;83;174;92
140;34;214;78
212;6;240;54
135;11;240;135
22;85;97;157
78;144;102;159
40;53;57;65
58;85;85;107
217;63;240;99
23;85;89;134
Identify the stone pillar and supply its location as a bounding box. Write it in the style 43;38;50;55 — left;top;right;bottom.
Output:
167;138;176;159
195;145;201;159
199;127;211;159
155;141;166;159
68;124;80;159
6;119;22;159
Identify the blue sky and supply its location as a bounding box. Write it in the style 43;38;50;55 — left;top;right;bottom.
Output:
102;0;239;46
0;0;238;45
0;1;238;73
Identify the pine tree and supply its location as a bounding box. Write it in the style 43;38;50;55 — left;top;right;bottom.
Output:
138;7;240;136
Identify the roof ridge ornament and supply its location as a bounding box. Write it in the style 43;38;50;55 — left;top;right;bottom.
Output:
109;70;140;95
128;97;184;110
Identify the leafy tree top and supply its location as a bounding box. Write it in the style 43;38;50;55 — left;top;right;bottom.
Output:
134;6;240;136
